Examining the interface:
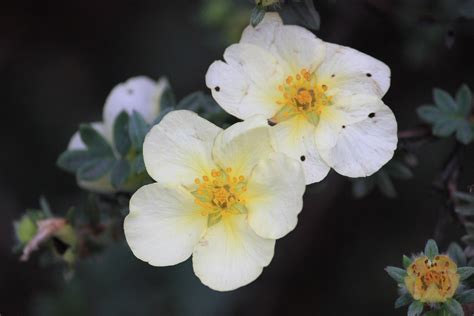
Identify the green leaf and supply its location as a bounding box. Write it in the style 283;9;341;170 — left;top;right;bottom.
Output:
407;300;424;316
457;266;474;280
385;266;407;284
455;204;474;216
403;255;413;269
110;159;131;189
57;150;93;173
129;111;150;150
385;160;413;180
280;0;321;30
39;195;52;217
424;239;439;259
352;178;375;199
433;88;457;111
79;124;114;156
113;111;131;156
456;84;472;116
432;118;459;137
444;298;464;316
77;158;115;181
455;120;473;144
457;289;474;304
133;153;146;174
376;170;397;198
447;242;467;266
462;234;474;246
250;6;266;27
176;91;219;115
417;105;443;123
160;84;176;110
394;292;413;309
454;191;474;203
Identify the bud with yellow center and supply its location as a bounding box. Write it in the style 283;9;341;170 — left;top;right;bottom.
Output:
404;255;460;303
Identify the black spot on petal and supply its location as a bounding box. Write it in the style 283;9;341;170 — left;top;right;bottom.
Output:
215;86;220;92
342;125;346;128
300;155;306;162
368;113;375;118
366;73;372;77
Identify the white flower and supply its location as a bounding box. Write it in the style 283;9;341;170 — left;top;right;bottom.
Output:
68;76;169;193
124;110;305;291
205;13;398;184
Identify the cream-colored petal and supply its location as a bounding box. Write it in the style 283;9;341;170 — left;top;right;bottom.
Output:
192;215;275;291
246;152;305;239
271;116;330;184
124;183;207;267
316;43;390;98
315;103;397;177
143;110;222;186
103;76;168;134
206;44;283;120
212;115;274;178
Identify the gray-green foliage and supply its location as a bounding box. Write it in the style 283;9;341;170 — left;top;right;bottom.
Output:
417;84;473;144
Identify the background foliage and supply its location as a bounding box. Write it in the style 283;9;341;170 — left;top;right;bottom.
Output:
1;0;474;315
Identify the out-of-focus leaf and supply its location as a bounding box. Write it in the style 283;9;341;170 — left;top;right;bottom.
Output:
376;170;397;198
57;150;93;173
110;159;131;189
465;223;474;235
403;255;413;269
133;154;146;174
457;289;474;304
129;111;150;150
79;124;114;156
77;158;115;182
456;84;472;116
113;111;131;157
39;196;53;217
250;6;266;27
447;242;467;266
445;298;464;316
385;266;407;284
462;234;474;246
455;191;474;203
433;88;457;111
395;292;413;309
417;105;442;123
385;160;413;180
455;120;473;144
455;205;474;216
352;178;375;199
457;266;474;280
407;300;424;316
424;239;439;259
160;85;176;110
280;0;321;30
432;118;459;137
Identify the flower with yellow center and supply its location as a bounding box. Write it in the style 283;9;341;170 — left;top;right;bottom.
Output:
405;255;460;303
124;110;305;291
206;13;398;184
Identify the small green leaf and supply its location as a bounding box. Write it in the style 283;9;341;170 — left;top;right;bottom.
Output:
455;204;474;216
395;292;413;309
432;118;459;137
424;239;439;259
407;300;424;316
455;120;474;144
433;88;457;111
457;266;474;280
57;150;93;173
447;242;467;266
376;170;397;198
457;289;474;304
385;160;413;180
403;255;413;269
110;159;131;189
77;158;115;181
417;105;442;123
456;84;472;116
133;153;146;174
250;6;266;27
160;84;176;110
79;124;114;156
444;298;464;316
385;266;407;284
39;195;52;217
129;111;150;150
113;111;131;156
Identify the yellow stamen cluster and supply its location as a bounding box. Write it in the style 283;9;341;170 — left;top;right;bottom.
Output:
404;255;460;303
192;168;248;226
272;68;333;125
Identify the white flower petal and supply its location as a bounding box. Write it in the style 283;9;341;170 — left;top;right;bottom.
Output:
143;110;222;186
241;12;283;48
246;152;305;239
103;76;168;133
212;115;274;178
206;44;283;120
316;43;390;97
271;116;330;184
192;215;275;291
124;183;207;267
315;103;398;177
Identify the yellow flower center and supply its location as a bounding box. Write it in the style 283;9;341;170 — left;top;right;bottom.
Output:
404;255;460;303
192;168;247;227
271;68;333;125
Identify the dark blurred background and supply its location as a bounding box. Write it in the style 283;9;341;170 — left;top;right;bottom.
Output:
1;0;474;315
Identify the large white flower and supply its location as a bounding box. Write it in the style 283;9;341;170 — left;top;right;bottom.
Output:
206;13;397;184
68;76;169;193
124;110;305;291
